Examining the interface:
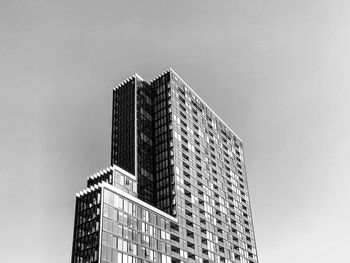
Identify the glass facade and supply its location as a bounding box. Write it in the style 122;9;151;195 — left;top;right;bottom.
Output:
101;187;179;263
72;186;101;263
151;73;176;216
72;69;259;263
135;76;155;204
111;77;136;174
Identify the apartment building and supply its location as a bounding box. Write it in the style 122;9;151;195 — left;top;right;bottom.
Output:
71;68;259;263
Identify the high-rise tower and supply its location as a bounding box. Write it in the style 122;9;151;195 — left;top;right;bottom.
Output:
71;68;259;263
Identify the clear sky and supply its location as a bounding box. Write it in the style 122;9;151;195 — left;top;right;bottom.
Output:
1;1;349;262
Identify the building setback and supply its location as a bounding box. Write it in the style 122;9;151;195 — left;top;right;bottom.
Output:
71;68;259;263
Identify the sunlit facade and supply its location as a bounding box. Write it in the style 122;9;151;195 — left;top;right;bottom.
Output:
71;69;259;263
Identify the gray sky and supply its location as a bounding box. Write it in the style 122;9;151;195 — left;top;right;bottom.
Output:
1;1;349;262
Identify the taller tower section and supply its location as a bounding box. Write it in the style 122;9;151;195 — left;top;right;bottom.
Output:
111;73;175;215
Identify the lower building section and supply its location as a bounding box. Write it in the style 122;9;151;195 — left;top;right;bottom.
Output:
101;184;180;263
72;166;182;263
72;165;257;263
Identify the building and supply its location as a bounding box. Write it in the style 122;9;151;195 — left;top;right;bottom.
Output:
71;68;259;263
